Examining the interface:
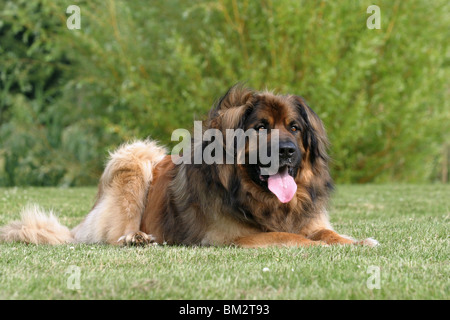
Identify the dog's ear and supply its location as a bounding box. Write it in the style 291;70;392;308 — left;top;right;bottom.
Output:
208;84;256;130
292;95;329;165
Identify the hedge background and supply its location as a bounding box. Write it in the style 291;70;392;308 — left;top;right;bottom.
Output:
0;0;448;186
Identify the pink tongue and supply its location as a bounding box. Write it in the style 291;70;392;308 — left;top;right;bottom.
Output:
267;167;297;203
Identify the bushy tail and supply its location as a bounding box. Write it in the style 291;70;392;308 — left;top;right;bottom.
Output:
0;205;73;245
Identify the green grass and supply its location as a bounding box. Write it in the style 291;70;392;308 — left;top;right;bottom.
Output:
0;185;448;299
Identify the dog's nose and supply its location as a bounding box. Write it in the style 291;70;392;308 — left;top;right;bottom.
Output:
279;141;297;159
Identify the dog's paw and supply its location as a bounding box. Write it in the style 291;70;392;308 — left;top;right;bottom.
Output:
355;237;379;247
117;231;156;246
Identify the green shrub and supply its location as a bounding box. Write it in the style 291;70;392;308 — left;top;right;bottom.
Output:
0;0;448;185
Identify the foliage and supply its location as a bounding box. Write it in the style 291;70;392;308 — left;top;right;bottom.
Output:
0;0;448;186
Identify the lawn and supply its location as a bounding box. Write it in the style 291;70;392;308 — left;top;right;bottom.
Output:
0;185;448;300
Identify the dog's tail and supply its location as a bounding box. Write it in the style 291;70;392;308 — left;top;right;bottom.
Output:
0;138;168;245
0;204;73;245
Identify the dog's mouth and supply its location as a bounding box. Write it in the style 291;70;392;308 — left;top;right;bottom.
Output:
258;165;295;182
255;165;297;203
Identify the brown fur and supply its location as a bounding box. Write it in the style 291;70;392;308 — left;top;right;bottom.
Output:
0;86;378;248
138;85;377;247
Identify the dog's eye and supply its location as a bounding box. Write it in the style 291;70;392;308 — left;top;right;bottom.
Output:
255;125;266;131
290;125;299;132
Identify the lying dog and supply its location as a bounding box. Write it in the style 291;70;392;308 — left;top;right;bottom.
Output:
0;86;378;248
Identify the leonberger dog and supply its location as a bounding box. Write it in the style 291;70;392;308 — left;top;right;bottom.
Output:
0;85;378;248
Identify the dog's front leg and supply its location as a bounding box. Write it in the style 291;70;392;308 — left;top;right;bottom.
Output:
307;229;379;247
233;232;324;248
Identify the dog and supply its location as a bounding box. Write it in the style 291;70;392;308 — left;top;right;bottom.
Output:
0;85;378;248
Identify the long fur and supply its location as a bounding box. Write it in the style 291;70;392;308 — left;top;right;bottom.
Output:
0;86;378;247
0;139;167;245
71;139;167;244
0;205;73;245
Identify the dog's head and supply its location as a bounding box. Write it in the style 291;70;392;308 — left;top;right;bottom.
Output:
208;85;330;204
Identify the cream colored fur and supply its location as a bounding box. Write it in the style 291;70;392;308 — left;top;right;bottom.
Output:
0;139;167;245
0;205;73;245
